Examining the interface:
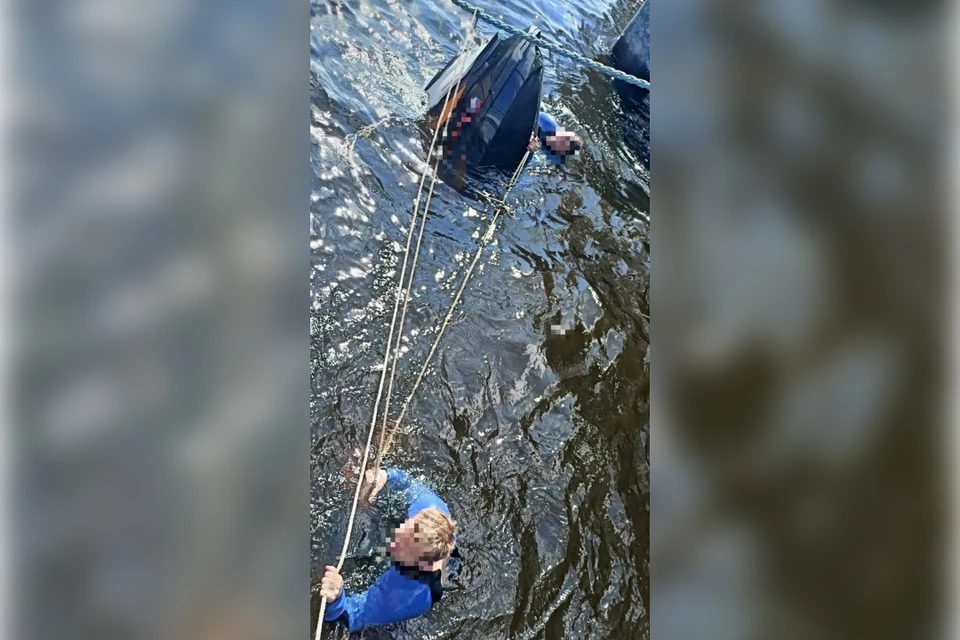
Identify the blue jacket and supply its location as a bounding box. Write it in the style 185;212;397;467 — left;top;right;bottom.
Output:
323;468;454;633
535;112;563;165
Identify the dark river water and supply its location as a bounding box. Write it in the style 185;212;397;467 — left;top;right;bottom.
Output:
310;0;649;637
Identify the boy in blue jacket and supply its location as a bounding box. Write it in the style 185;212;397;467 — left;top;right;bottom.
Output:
526;112;582;164
319;468;458;634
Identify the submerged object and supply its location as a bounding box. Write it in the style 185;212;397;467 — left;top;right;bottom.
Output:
612;0;650;86
421;27;545;191
611;0;650;166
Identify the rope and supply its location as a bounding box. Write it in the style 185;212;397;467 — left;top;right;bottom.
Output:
314;11;478;638
449;0;650;90
378;149;531;463
341;116;403;153
375;11;479;470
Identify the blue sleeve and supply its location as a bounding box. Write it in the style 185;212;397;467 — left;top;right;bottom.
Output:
535;112;563;165
324;567;434;633
537;112;558;141
323;590;347;623
385;468;451;518
385;467;414;492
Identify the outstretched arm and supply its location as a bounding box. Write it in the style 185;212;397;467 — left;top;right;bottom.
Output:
320;566;378;632
363;467;450;517
385;467;450;517
322;565;433;632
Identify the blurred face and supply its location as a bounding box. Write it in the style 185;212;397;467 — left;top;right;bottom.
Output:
546;131;579;156
388;518;433;567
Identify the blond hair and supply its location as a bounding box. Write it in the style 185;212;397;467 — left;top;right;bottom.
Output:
411;508;457;562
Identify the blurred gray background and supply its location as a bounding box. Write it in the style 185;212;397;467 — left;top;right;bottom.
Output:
653;0;946;638
13;1;307;639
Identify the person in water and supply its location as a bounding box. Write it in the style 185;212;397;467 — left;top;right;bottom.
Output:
319;466;459;634
526;112;583;164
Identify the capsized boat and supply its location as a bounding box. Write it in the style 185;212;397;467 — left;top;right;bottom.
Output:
421;27;545;191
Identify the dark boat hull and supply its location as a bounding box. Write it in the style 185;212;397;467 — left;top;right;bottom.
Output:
611;1;650;167
422;30;545;192
612;0;650;85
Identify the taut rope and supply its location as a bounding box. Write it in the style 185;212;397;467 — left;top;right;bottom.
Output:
314;10;479;637
377;148;531;464
374;13;480;483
